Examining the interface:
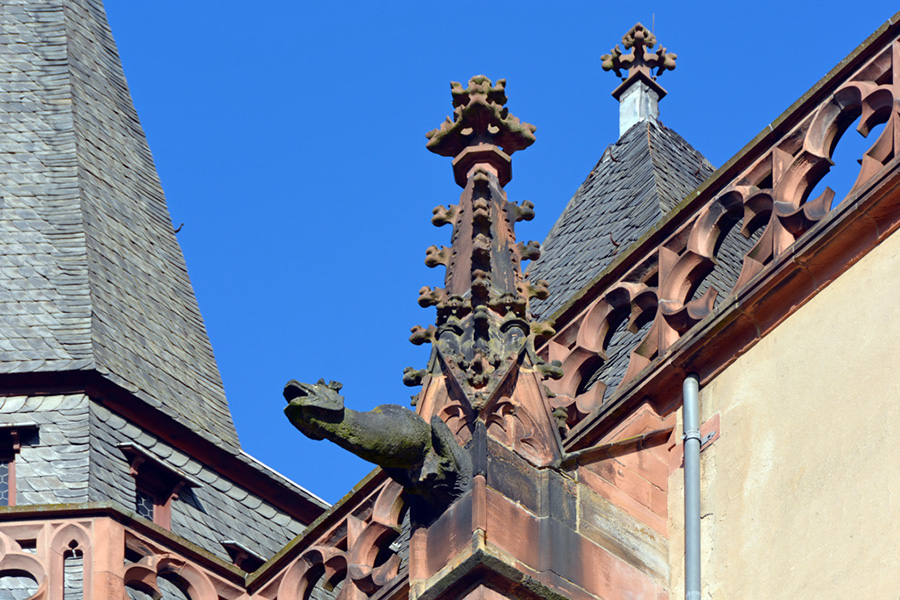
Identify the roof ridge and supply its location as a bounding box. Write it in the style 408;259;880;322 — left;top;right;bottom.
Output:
646;119;715;213
646;119;666;212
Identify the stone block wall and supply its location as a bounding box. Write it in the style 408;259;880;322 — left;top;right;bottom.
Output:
410;439;670;600
574;402;674;538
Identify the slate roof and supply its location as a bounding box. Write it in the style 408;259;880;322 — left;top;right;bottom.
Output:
528;118;715;320
0;0;239;449
1;575;40;600
3;394;91;505
89;401;312;561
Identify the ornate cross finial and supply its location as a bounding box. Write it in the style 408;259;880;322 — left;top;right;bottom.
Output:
603;23;677;136
601;23;677;82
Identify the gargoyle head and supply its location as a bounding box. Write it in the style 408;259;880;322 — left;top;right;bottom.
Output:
283;379;345;440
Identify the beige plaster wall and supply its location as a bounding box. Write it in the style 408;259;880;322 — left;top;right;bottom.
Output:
668;228;900;598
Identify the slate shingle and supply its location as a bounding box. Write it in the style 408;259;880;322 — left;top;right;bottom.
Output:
88;401;309;562
0;394;90;505
528;119;716;321
0;0;239;450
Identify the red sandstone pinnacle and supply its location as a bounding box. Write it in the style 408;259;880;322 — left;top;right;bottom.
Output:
425;76;536;158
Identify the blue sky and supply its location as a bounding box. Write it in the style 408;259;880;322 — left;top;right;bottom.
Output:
103;1;898;503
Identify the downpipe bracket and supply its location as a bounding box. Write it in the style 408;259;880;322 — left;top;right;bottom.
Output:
682;429;702;443
683;429;717;445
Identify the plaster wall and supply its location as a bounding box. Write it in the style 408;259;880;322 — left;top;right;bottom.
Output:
668;225;900;597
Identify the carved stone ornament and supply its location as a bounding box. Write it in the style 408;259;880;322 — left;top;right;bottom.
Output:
601;22;677;82
410;77;564;468
285;77;566;516
425;76;536;161
284;379;471;510
271;478;407;600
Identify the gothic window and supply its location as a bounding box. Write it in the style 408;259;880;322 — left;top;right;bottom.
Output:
134;487;155;521
119;443;201;530
64;542;84;600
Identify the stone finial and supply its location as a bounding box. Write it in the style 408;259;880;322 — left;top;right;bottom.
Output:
602;23;677;137
426;76;536;159
284;78;559;516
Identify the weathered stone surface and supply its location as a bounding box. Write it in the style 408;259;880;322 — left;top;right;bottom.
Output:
284;379;472;510
425;76;535;161
578;479;668;582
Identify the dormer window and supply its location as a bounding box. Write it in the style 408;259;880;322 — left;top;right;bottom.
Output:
0;423;38;507
119;444;201;529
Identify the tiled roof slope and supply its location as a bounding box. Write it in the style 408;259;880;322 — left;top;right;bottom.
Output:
0;0;239;449
89;402;309;561
528;119;715;320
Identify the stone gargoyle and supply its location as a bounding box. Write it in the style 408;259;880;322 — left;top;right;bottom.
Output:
284;379;472;509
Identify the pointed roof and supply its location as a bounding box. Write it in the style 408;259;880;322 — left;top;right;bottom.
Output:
528;119;715;320
0;0;239;449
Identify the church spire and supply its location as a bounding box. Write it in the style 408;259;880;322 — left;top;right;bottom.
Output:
602;23;677;136
0;0;239;450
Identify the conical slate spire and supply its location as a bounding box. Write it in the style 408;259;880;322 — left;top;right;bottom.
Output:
0;0;239;449
529;120;714;321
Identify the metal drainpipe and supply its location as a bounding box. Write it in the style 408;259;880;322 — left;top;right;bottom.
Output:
683;373;701;600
